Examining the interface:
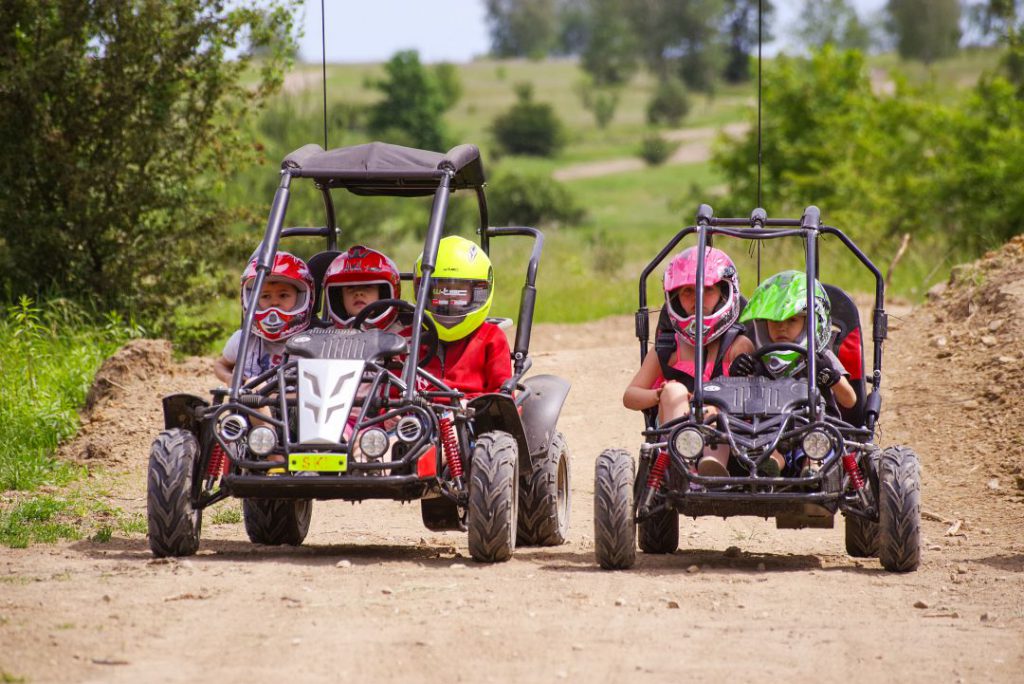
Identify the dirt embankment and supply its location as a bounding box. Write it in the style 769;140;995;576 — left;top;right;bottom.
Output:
2;241;1024;683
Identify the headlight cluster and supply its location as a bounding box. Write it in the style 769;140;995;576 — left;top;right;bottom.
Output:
672;427;705;460
801;429;833;460
359;428;390;459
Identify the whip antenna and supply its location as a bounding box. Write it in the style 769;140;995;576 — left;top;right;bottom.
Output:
321;0;328;149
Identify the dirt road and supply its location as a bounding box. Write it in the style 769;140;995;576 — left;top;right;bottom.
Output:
3;292;1024;682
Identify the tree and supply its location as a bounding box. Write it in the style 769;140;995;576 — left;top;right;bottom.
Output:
722;0;775;83
491;83;566;157
367;51;449;151
0;0;296;320
485;0;559;58
580;0;637;86
887;0;961;63
621;0;726;93
796;0;870;51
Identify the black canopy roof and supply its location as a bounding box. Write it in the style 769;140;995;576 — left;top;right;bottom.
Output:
281;141;486;196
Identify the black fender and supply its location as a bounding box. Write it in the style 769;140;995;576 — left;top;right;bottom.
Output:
519;373;571;459
161;393;210;435
467;392;532;474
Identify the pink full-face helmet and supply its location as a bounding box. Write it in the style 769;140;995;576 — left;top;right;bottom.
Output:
240;251;314;341
663;246;741;345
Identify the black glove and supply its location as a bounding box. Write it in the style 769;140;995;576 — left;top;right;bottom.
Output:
815;358;842;388
730;353;764;378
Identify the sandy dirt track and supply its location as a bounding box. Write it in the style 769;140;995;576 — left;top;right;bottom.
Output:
3;269;1024;682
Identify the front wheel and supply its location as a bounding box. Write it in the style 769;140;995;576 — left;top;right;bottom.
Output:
594;448;636;570
147;428;202;558
242;498;312;546
517;432;571;546
877;446;921;572
467;431;519;563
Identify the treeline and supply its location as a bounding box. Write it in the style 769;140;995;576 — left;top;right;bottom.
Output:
486;0;1002;88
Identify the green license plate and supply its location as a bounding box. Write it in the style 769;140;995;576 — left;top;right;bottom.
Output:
288;453;347;473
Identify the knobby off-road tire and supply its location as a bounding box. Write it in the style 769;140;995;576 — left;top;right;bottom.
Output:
594;448;636;570
467;431;519;563
877;446;921;572
845;452;881;557
147;428;202;558
517;431;571;546
242;498;312;546
639;507;679;554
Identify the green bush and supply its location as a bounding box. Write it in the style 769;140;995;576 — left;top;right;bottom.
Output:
646;77;691;127
487;169;584;228
491;83;566;157
638;134;678;166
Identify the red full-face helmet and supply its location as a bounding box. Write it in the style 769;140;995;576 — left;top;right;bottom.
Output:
240;251;314;341
323;245;402;329
663;246;741;345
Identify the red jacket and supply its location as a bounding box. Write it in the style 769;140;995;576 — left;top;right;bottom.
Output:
420;323;512;399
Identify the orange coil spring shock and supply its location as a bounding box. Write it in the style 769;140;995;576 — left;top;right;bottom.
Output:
439;415;464;480
206;443;228;477
647;450;670;489
842;453;865;490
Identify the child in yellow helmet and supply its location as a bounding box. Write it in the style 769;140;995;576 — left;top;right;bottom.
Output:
413;236;512;398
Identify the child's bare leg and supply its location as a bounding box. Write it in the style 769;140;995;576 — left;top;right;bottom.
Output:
658;381;690;424
697;443;730;477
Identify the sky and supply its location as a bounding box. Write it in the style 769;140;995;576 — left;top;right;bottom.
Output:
297;0;889;64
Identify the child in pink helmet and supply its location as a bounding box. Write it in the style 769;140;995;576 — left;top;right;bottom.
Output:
214;251;314;384
623;245;755;476
323;245;405;333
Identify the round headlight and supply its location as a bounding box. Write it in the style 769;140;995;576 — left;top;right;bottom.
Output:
395;416;423;444
220;414;248;442
248;426;277;456
673;428;705;460
359;428;390;460
801;430;832;460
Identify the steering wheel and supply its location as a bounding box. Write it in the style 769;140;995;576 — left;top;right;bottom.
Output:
751;342;808;378
351;298;438;367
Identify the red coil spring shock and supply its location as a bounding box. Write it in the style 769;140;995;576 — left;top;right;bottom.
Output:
206;444;228;477
647;450;670;489
842;453;865;490
439;415;464;480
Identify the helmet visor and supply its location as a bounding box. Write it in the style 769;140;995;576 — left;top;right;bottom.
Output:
427;278;490;318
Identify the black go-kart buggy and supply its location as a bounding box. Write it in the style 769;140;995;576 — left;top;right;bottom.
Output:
594;204;920;573
147;142;571;563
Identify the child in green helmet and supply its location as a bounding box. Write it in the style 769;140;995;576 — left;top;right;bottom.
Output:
732;270;856;475
413;235;512;399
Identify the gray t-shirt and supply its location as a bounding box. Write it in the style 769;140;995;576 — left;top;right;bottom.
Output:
222;330;287;380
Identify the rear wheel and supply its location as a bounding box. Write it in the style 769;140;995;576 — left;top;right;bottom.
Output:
594;448;636;570
639;508;679;554
147;429;202;558
845;452;880;557
467;431;519;563
242;498;312;546
517;432;570;546
877;446;921;572
421;496;464;531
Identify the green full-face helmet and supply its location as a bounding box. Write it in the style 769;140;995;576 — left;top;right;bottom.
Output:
739;270;832;378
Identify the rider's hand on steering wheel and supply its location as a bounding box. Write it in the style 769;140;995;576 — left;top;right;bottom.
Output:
730;353;764;377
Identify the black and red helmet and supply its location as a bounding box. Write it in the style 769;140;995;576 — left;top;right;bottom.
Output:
323;245;402;329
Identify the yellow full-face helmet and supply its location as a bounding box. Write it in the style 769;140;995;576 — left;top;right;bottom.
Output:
414;236;494;342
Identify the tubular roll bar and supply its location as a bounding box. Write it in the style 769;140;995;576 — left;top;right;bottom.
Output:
636;205;887;428
482;225;544;379
230;171;293;400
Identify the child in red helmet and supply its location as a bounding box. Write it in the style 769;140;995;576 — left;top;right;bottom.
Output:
214;251;314;384
323;245;405;333
623;245;756;477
